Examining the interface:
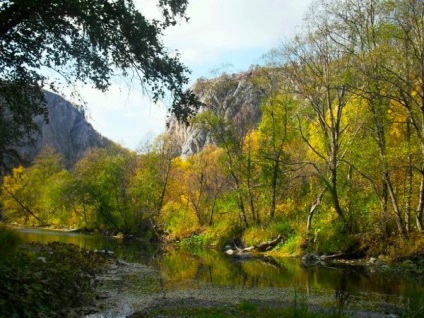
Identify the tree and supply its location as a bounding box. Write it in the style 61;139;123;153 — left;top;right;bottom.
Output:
375;0;424;232
279;26;355;229
255;68;299;221
319;0;423;236
184;145;229;226
339;0;408;236
191;73;267;227
1;147;66;224
1;165;41;224
0;0;197;173
130;133;179;237
73;145;138;233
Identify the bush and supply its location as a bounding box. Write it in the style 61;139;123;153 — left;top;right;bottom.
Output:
179;234;206;248
242;226;274;246
312;222;356;255
276;234;304;256
242;220;291;247
201;220;243;247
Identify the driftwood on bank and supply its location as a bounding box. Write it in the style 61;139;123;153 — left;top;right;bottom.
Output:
253;234;283;252
225;234;283;256
319;253;347;260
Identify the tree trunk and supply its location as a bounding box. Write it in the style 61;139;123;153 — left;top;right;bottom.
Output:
254;234;283;252
416;168;424;231
385;174;407;237
237;193;249;227
380;181;389;237
306;188;326;232
405;119;413;234
270;159;280;220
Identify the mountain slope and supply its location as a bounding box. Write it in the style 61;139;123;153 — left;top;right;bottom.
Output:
15;91;112;168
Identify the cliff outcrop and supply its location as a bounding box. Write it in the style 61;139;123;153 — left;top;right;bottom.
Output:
167;71;267;157
15;91;112;167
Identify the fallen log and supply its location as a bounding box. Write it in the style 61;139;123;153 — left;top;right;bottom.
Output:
225;234;283;256
254;234;283;252
319;253;347;260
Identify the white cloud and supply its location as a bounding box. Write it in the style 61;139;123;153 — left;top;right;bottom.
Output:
162;0;312;65
136;0;312;66
63;84;167;150
60;0;313;151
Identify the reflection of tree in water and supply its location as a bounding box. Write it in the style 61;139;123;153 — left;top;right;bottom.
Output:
228;256;287;288
194;262;215;287
159;249;289;289
335;271;350;313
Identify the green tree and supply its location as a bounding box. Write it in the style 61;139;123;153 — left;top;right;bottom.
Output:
336;0;408;236
0;0;197;173
320;0;423;236
373;0;424;232
74;146;135;233
256;74;298;221
130;133;179;237
279;28;355;229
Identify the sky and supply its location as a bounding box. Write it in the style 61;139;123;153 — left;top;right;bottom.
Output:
68;0;313;151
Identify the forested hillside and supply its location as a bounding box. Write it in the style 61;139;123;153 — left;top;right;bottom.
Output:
1;0;423;258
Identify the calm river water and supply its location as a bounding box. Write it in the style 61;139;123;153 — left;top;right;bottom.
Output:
15;228;424;308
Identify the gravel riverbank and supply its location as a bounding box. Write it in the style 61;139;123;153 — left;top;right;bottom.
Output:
85;260;403;318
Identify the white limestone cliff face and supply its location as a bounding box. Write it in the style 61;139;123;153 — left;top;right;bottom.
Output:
167;71;266;157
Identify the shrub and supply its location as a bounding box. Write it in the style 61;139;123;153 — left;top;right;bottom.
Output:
201;220;243;247
242;220;292;247
275;234;304;256
312;221;357;255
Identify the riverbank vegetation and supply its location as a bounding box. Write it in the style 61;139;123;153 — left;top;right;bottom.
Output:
1;0;424;262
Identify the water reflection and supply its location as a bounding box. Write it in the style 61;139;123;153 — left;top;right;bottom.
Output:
15;228;160;264
154;247;420;298
15;228;423;302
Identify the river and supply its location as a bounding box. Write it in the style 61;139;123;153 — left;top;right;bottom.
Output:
15;228;424;316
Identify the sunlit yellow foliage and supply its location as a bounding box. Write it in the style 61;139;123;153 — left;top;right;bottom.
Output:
243;130;261;154
275;199;295;217
159;201;199;240
341;96;367;129
388;100;409;139
271;234;304;256
1;166;31;224
242;226;278;246
305;120;326;160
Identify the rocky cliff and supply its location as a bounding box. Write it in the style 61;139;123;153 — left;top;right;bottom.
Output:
15;91;112;167
167;71;267;157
